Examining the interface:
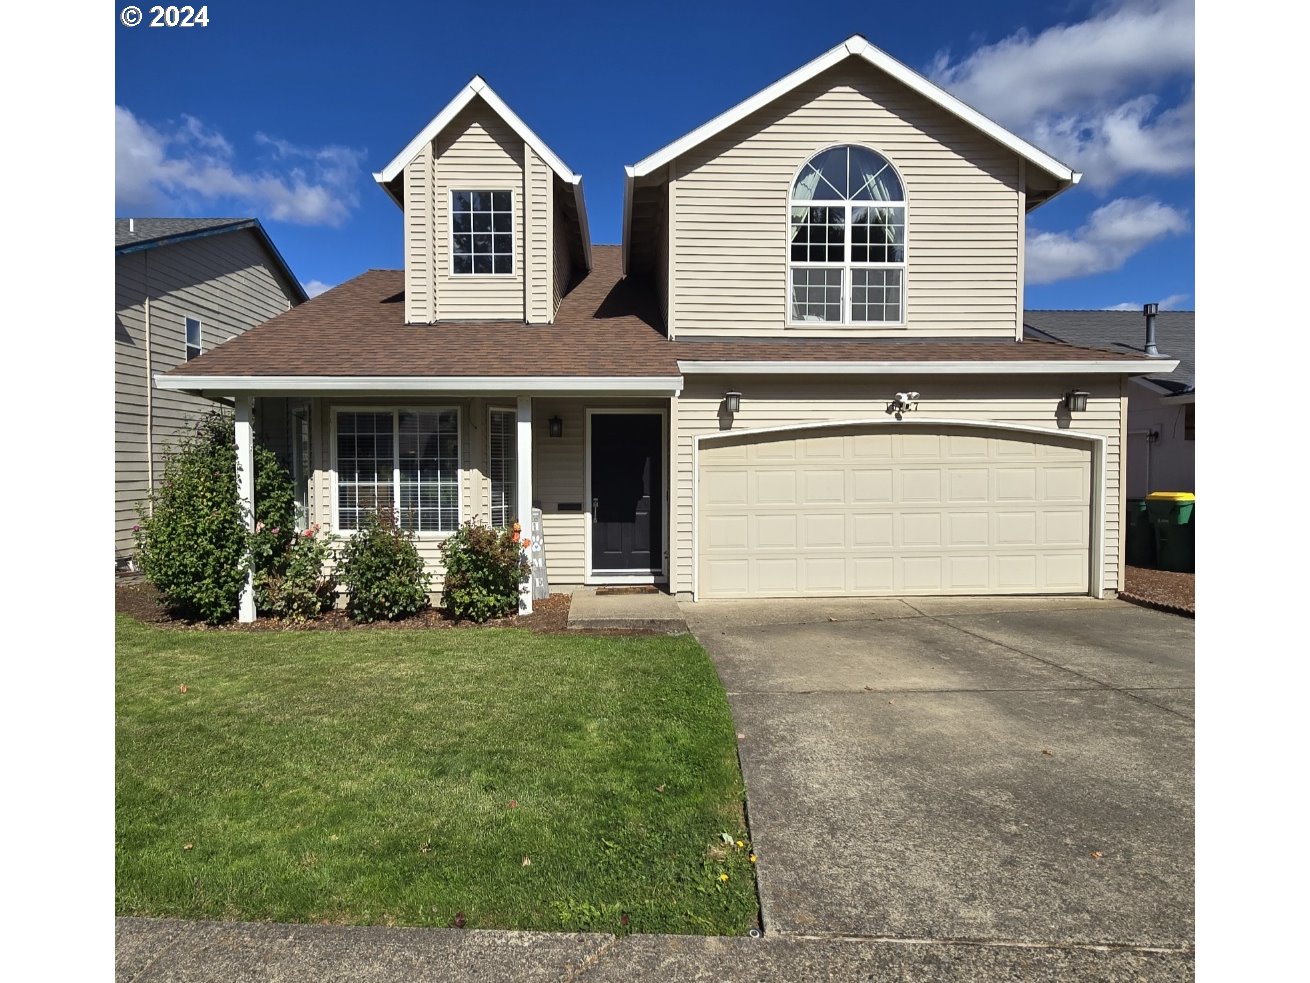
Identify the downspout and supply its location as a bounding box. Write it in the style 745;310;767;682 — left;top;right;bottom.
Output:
144;249;154;497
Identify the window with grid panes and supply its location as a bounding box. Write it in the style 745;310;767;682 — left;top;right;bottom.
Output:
336;409;460;533
789;146;905;325
488;409;517;528
451;191;513;274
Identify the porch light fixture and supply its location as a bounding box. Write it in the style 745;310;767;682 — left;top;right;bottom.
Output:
724;391;742;414
548;415;563;438
1064;390;1090;412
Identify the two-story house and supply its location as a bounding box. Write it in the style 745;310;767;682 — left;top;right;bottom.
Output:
160;36;1177;620
116;218;306;571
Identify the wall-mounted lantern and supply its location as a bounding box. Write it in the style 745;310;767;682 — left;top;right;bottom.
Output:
724;391;742;414
548;415;563;438
1064;390;1090;412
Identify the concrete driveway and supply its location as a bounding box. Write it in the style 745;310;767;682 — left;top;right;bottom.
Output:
682;596;1194;956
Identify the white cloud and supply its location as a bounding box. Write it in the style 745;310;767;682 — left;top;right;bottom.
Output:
930;0;1194;188
1027;197;1188;285
1105;293;1190;311
302;279;334;298
116;106;365;227
1028;96;1194;190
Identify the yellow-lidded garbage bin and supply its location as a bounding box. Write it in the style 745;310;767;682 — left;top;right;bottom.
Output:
1145;492;1194;573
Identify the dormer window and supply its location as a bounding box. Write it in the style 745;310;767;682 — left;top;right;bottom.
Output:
451;190;514;275
789;146;905;325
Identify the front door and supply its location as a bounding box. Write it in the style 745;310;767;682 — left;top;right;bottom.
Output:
590;413;662;573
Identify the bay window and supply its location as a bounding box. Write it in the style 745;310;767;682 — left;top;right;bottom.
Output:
335;408;460;533
789;145;905;325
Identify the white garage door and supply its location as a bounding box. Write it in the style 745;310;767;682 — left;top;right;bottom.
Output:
697;424;1092;598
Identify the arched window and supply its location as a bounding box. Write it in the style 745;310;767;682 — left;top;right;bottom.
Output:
789;146;905;325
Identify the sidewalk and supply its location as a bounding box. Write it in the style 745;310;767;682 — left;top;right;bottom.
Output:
117;917;1191;982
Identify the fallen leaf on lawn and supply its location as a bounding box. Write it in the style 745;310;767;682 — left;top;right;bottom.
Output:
720;832;735;845
419;841;431;854
521;856;531;866
182;843;193;851
620;913;630;926
179;684;188;694
655;784;665;793
1042;749;1054;756
1090;851;1104;860
507;800;518;809
452;911;466;929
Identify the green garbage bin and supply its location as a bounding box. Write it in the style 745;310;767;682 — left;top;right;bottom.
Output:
1125;499;1155;568
1145;492;1194;573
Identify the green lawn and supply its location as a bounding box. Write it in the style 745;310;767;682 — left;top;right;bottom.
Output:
116;616;758;934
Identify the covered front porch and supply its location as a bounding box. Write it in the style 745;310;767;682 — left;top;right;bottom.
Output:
168;381;678;622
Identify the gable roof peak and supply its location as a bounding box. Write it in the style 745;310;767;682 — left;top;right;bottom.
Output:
374;75;591;269
626;34;1079;186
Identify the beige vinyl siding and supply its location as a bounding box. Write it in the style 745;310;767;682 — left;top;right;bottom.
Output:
404;142;435;323
670;377;1123;597
532;398;588;586
525;148;552;322
669;63;1023;338
433;102;526;321
115;231;300;560
550;187;573;319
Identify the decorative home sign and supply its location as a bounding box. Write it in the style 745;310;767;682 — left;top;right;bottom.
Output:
529;507;549;600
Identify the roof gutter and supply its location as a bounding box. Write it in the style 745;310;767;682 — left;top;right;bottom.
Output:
676;359;1180;376
155;374;684;396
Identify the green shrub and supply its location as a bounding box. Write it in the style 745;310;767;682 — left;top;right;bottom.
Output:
134;411;247;623
247;442;297;574
439;518;531;622
337;511;432;622
255;525;337;621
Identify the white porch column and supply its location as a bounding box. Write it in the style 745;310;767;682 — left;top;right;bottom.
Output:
235;396;257;623
516;395;533;614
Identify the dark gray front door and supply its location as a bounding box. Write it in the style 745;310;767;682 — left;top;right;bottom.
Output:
590;413;661;572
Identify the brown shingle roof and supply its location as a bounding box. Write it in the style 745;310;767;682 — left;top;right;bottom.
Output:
175;246;676;378
171;245;1148;380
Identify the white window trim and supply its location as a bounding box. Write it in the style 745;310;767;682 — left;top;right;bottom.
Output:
330;405;462;539
785;145;908;329
487;405;517;529
449;189;516;277
185;315;202;360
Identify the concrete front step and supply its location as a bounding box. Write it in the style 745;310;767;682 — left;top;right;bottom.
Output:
565;587;688;632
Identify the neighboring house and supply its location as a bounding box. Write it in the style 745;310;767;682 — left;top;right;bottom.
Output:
1024;310;1194;497
115;218;307;569
160;36;1179;619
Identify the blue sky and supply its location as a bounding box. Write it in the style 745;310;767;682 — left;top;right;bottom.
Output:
115;0;1195;310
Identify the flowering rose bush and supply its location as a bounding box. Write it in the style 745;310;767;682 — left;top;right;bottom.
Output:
439;518;531;622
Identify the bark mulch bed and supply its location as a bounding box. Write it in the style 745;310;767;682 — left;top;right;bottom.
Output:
115;583;658;635
1120;565;1195;618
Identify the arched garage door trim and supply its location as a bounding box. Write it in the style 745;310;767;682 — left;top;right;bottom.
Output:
692;418;1107;600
